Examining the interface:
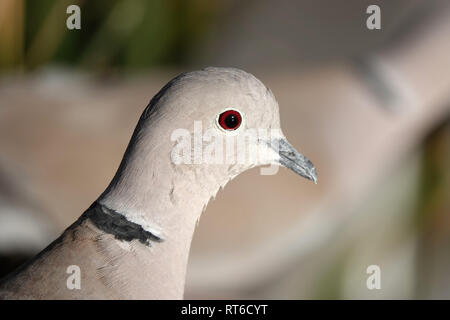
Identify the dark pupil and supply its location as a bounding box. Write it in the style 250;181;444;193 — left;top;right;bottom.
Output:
225;114;238;128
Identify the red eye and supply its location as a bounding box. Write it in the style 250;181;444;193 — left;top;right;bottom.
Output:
218;110;242;130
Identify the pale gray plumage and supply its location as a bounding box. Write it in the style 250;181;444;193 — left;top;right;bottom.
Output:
0;67;316;299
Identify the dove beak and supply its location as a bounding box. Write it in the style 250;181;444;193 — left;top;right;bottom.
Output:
269;138;318;183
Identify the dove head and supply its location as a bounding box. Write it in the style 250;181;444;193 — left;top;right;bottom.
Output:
99;67;316;234
137;67;316;180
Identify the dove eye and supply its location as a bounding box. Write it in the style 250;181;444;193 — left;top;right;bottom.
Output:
218;110;242;131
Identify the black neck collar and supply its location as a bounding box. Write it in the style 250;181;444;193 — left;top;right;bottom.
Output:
82;202;162;246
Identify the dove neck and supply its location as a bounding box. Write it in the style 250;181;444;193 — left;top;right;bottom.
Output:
95;122;229;298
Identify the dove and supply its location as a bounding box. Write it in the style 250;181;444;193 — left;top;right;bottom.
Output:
0;67;316;299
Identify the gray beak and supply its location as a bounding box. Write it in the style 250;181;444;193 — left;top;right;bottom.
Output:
271;138;318;183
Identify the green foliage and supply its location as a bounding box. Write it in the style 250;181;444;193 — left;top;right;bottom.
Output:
0;0;218;73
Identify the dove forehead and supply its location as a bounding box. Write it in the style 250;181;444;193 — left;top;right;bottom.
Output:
149;67;279;125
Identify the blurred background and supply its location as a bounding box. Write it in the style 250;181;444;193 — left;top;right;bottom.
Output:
1;0;450;299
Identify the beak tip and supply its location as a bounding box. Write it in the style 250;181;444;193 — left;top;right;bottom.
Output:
310;169;318;184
